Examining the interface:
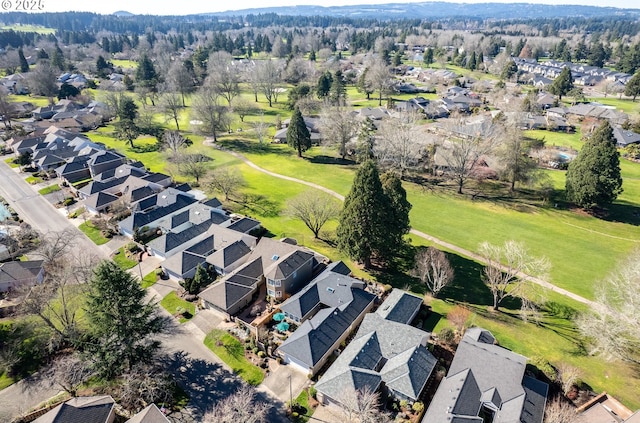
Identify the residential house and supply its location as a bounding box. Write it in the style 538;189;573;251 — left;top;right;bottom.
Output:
0;260;45;292
315;312;436;406
199;238;323;317
576;392;640;423
276;262;376;375
613;127;640;147
422;327;548;423
126;404;170;423
33;395;116;423
118;189;198;237
273;116;323;144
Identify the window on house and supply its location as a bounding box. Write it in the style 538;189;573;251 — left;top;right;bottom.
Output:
275;280;281;287
276;291;282;297
267;279;275;286
268;289;275;297
292;270;297;279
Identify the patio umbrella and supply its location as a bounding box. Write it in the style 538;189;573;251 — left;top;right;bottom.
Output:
273;312;285;322
277;321;290;332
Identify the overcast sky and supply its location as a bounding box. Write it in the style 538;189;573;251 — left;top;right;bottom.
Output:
41;0;635;16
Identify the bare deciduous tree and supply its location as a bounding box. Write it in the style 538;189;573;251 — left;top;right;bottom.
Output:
447;304;471;333
365;57;393;106
556;363;581;396
319;104;359;160
191;86;230;142
544;396;577;423
374;111;429;178
207;167;245;201
576;249;640;362
256;59;283;107
231;96;257;122
435;115;501;194
175;152;212;184
159;92;183;130
411;246;454;297
479;240;550;311
33;229;78;272
285;190;340;238
334;386;393;423
26;61;58;102
45;353;94;397
203;385;268;423
252;112;271;146
207;51;241;104
116;362;175;412
160;130;192;157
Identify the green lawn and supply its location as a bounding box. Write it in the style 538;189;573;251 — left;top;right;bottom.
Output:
160;291;196;323
0;24;55;34
4;157;19;168
141;271;158;289
25;176;43;185
78;222;110;245
37;184;61;195
112;247;138;270
203;329;264;385
292;389;315;422
0;372;15;390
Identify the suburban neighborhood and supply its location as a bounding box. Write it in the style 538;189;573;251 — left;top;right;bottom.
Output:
1;2;640;423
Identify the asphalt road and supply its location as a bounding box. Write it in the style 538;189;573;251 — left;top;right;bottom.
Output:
0;158;109;260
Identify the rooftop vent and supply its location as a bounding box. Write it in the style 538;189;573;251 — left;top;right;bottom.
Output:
272;255;279;261
327;287;335;293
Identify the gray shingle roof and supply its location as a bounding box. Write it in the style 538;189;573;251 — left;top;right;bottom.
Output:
315;311;436;404
227;217;260;233
126;404;170;423
206;240;252;270
34;395;115;423
278;287;376;371
422;328;548;423
375;289;422;324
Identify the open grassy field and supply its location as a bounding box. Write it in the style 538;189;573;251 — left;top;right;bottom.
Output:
0;24;55;34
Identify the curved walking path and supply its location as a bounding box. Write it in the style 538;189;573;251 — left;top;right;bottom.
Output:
206;141;596;308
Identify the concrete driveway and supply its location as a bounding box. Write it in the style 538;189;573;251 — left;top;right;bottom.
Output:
260;361;309;405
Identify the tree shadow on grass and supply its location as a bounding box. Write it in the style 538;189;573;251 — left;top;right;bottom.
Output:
305;155;356;166
234;193;280;217
599;200;640;226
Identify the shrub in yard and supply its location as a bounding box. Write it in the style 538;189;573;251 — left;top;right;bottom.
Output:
252;347;259;354
528;355;557;381
258;351;265;358
439;327;455;345
412;402;424;413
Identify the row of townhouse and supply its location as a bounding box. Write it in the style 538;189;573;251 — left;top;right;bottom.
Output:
514;57;633;86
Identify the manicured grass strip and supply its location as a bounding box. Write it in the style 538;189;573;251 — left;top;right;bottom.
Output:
25;176;43;184
0;372;15;390
4;158;19;168
141;271;158;289
160;291;195;324
203;329;264;385
112;247;138;270
78;221;110;245
37;184;61;195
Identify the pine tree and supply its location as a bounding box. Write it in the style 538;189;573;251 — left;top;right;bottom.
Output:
565;121;623;209
379;172;412;259
316;71;333;98
624;70;640;101
549;66;574;100
501;60;518;81
330;69;346;105
18;48;29;73
84;261;163;379
423;48;434;66
337;161;387;268
286;107;311;158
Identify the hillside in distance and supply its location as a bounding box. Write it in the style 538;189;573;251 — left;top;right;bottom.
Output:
212;1;640;19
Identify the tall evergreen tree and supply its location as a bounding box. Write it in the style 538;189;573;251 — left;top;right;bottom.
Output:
84;261;163;379
317;71;333;99
114;98;140;148
565;121;622;209
18;48;29;73
624;70;640;101
549;66;574;100
286;107;311;158
135;54;158;92
337;161;387;268
379;172;412;259
329;69;347;105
